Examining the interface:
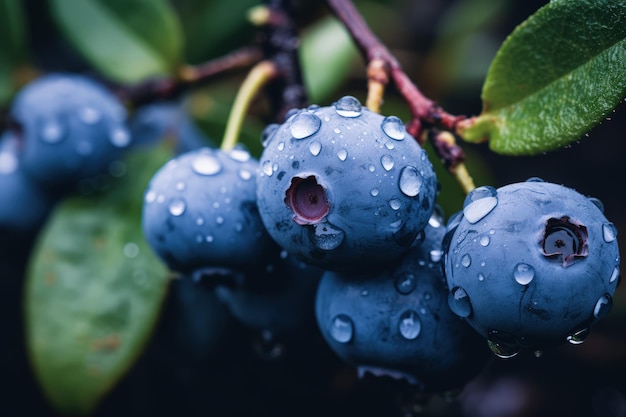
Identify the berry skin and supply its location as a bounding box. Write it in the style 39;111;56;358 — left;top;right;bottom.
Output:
9;73;131;188
443;180;621;357
142;146;275;275
0;132;55;234
315;212;490;393
256;96;438;271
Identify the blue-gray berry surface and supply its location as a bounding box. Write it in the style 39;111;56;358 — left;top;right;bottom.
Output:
443;180;621;357
256;96;438;271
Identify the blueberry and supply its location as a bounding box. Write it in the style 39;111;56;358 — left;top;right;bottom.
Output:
9;73;130;188
142;146;275;274
315;213;490;393
256;96;438;271
0;132;55;234
443;181;621;357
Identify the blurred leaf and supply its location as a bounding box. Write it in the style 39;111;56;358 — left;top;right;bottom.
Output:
459;0;626;155
300;16;360;104
25;145;173;416
50;0;184;83
175;0;257;63
0;0;28;104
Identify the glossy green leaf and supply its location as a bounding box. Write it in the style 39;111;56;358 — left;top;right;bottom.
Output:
0;0;28;104
300;16;360;103
459;0;626;155
25;145;173;416
50;0;184;83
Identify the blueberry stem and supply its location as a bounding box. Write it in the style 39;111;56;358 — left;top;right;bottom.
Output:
428;130;475;194
220;60;279;152
365;58;388;113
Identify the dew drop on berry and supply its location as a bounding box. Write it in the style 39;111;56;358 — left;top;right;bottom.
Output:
398;166;422;197
337;148;348;161
79;106;101;124
168;198;186;216
462;186;498;224
229;148;250;162
588;197;605;212
40;120;65;143
192;152;222;176
610;265;620;283
389;199;401;210
216;216;224;225
262;160;273;176
334;96;362;118
602;222;617;243
330;314;353;343
381;116;406;140
310;222;345;250
370;188;379;197
175;181;186;191
368;164;376;172
479;236;490;246
196;217;204;226
429;206;444;228
144;190;156;204
566;328;590;345
290;111;322;139
525;177;544;183
381;155;394;171
110;127;131;147
448;286;472;317
239;169;252;181
430;249;443;263
309;140;322;156
206;235;214;243
593;293;612;319
461;254;471;267
395;273;416;294
277;141;285;151
398;310;421;340
385;141;395;150
478;273;485;281
513;263;535;285
487;339;521;359
261;124;279;147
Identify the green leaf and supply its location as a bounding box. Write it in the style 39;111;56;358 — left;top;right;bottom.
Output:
460;0;626;155
0;0;28;104
50;0;184;83
25;145;173;416
300;16;360;103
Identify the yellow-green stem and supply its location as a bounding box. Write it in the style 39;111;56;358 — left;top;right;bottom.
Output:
221;60;278;152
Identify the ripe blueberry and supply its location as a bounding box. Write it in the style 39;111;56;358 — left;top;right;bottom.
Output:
256;96;438;271
443;180;621;357
142;146;275;274
8;73;130;188
315;212;490;393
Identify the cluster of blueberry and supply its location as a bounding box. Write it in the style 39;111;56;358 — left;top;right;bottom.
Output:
141;95;621;394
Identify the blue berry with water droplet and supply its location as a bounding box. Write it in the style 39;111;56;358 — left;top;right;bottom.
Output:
8;73;131;189
256;96;438;271
443;180;620;357
142;146;275;274
315;215;489;393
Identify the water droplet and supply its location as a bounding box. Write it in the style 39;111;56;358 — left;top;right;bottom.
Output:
395;273;416;294
398;310;421;340
176;181;186;191
229;148;250;162
310;222;345;250
40;120;64;143
461;254;471;267
192;152;221;175
381;116;406;140
487;339;521;359
277;141;285;151
525;177;544;183
381;155;394;171
478;273;485;281
588;197;604;212
239;169;252;181
430;249;443;263
337;148;348;161
261;123;279;147
333;127;341;134
110;127;131;147
144;190;156;204
216;216;224;225
479;236;490;246
566;328;590;345
463;196;498;224
0;151;18;174
309;140;322;156
290;111;322;139
169;198;186;216
123;242;140;258
157;194;165;203
429;206;444;228
514;263;535;285
593;293;612;319
334;96;362;118
262;160;273;176
370;188;379;197
610;265;620;283
79;106;101;124
385;141;395;150
602;223;617;243
448;287;472;317
368;164;376;172
398;166;422;197
361;289;368;297
330;314;353;343
206;235;214;243
389;199;401;210
196;217;204;226
534;350;544;358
